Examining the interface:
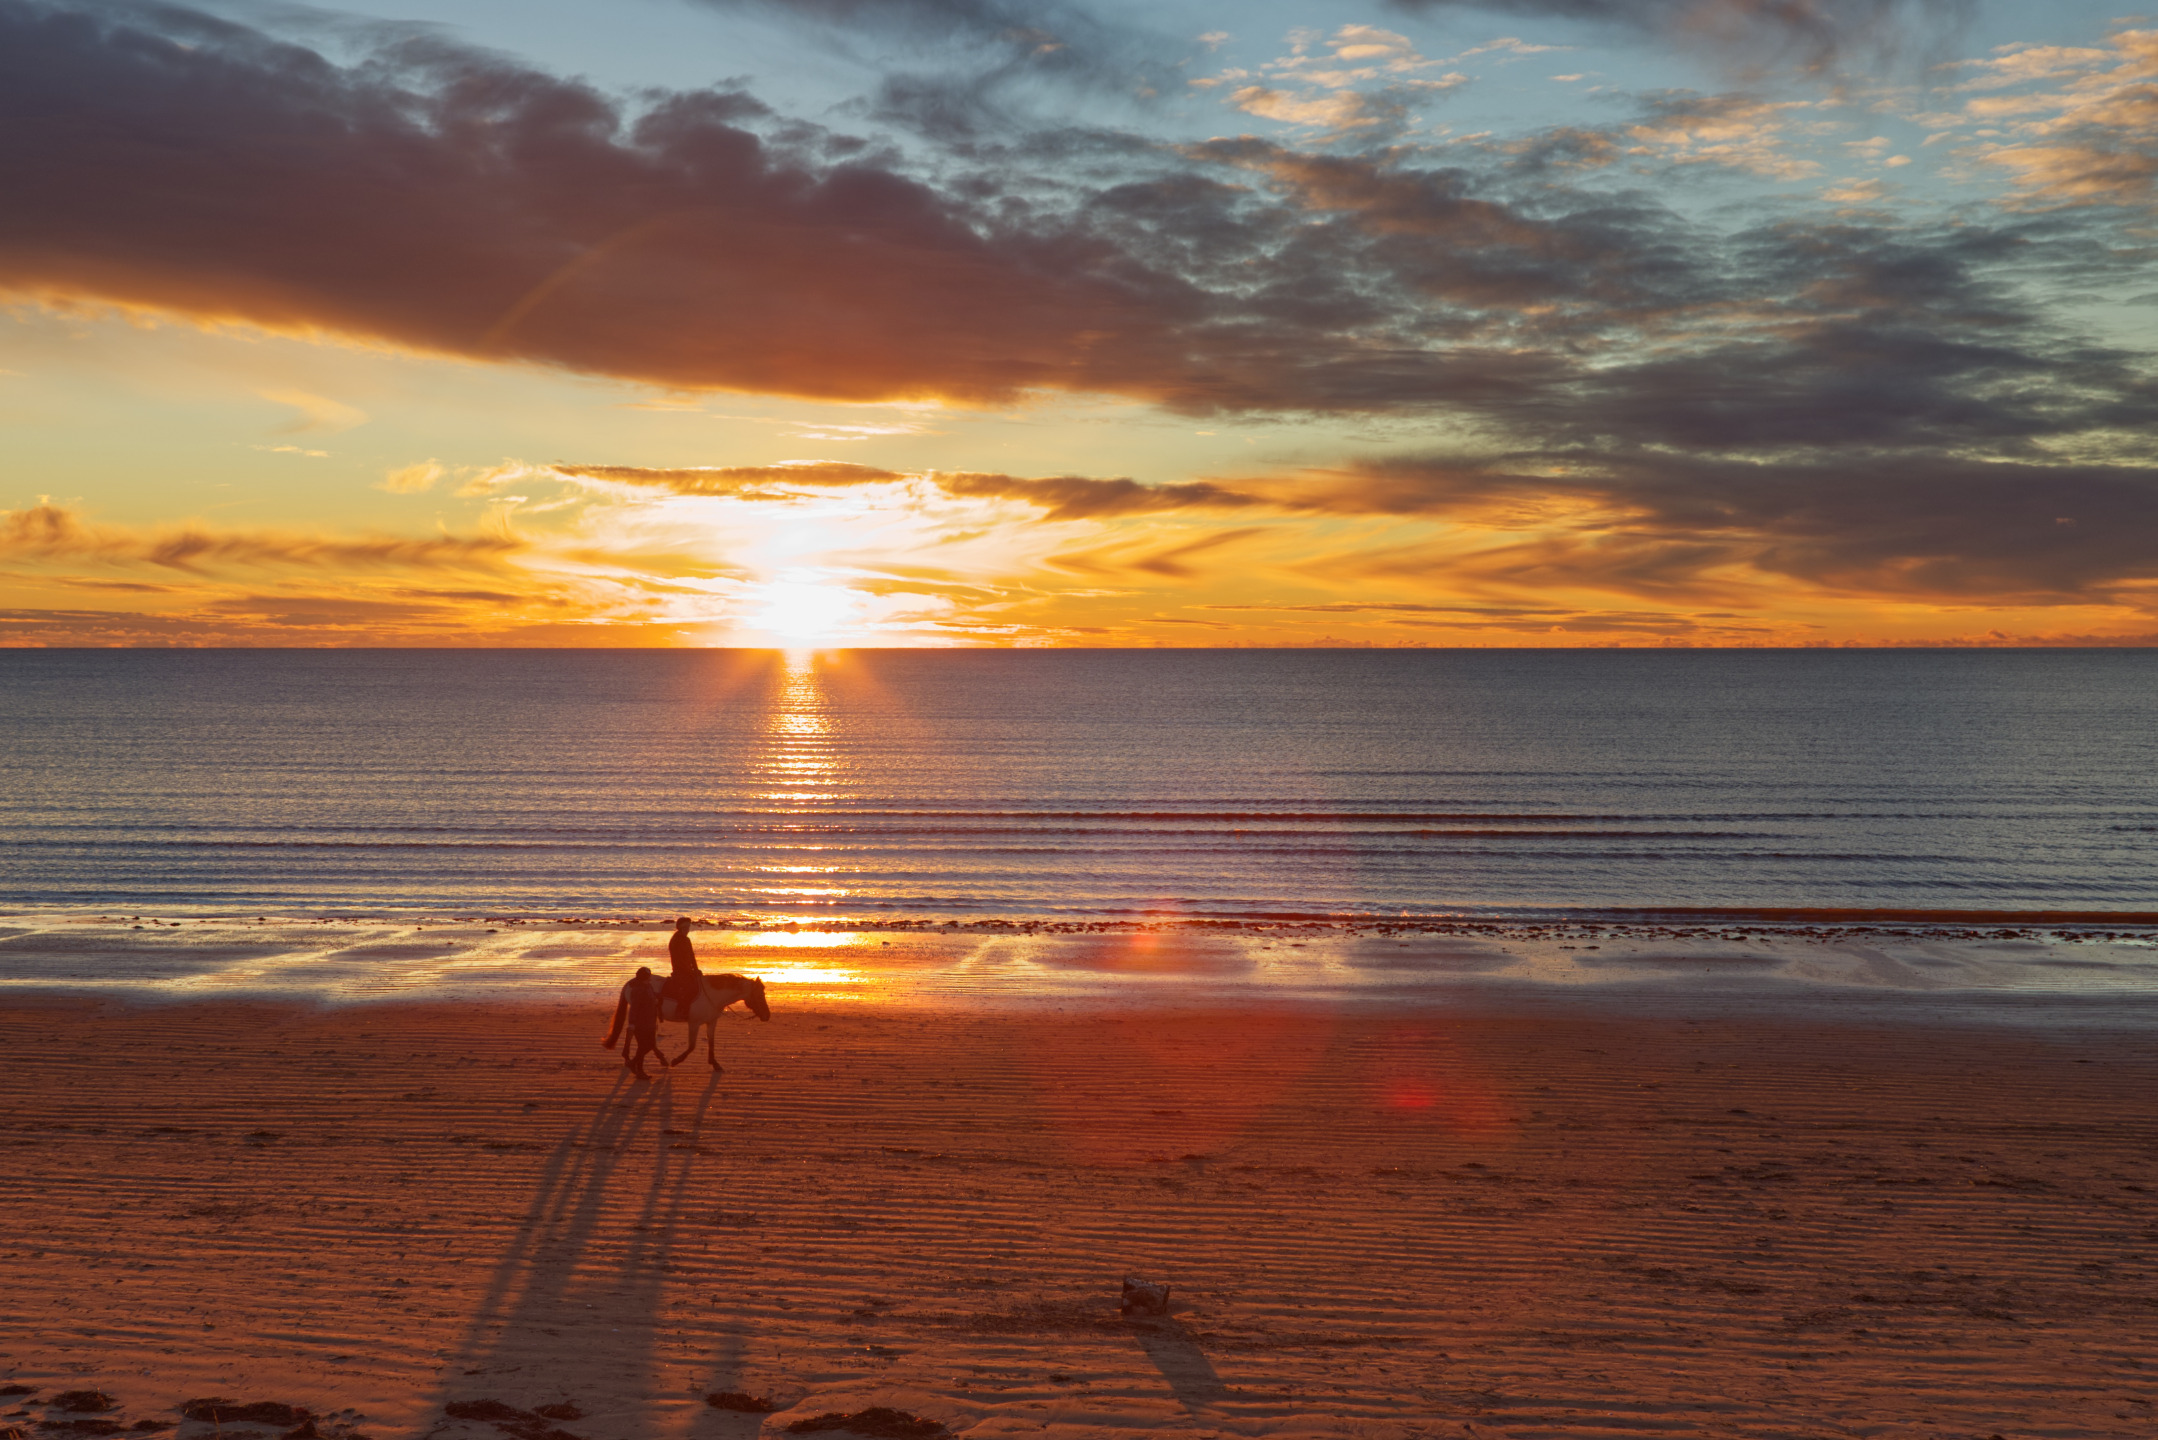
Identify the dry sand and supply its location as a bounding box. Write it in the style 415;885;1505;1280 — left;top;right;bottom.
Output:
3;983;2157;1440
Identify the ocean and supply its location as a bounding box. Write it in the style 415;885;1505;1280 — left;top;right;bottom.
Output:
3;647;2153;923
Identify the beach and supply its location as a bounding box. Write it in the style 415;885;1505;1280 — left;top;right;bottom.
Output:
4;931;2156;1439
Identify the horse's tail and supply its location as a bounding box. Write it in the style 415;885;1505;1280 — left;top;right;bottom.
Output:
602;984;629;1049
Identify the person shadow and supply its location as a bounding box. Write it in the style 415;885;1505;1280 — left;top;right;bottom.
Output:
420;1066;745;1432
1131;1316;1228;1413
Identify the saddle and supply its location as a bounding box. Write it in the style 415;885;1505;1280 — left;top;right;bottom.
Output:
659;971;703;1020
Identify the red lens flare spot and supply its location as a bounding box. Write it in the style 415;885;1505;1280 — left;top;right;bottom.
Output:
1386;1083;1437;1110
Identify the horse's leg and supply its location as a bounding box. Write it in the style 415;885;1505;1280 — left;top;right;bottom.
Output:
670;1014;698;1067
707;1016;722;1072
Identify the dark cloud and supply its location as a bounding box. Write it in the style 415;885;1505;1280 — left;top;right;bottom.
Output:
1385;0;1971;76
1274;451;2158;609
685;0;1188;95
0;604;684;645
8;0;2133;427
932;473;1257;519
0;0;1211;405
1201;600;1787;637
556;462;1262;519
553;191;2158;605
0;0;1946;415
698;0;1198;156
558;462;906;493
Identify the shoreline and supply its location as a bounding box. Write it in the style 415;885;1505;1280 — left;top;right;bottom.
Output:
4;908;2156;1024
18;903;2158;931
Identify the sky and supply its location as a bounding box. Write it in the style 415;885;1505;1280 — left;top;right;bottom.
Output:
2;0;2155;648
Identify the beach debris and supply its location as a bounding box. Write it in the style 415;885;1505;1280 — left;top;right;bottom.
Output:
782;1409;947;1438
1119;1277;1172;1315
51;1394;116;1414
704;1392;774;1414
442;1402;524;1423
439;1399;582;1440
181;1400;308;1426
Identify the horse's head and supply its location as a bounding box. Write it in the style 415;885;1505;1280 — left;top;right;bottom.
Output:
745;977;771;1021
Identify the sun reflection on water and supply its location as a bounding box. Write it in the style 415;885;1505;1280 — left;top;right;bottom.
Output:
743;649;851;909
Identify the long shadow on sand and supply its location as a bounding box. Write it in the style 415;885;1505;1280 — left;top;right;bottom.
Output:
1131;1318;1227;1412
420;1066;750;1434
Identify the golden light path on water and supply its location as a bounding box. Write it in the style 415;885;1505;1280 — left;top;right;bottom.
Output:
743;649;853;908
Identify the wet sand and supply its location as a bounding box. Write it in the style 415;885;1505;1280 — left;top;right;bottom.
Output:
2;991;2156;1439
5;910;2158;1014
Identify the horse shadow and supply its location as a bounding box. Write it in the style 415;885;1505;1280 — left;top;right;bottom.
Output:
422;1066;746;1430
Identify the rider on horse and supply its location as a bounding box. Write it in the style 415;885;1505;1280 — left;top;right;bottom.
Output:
664;915;701;1013
601;923;771;1072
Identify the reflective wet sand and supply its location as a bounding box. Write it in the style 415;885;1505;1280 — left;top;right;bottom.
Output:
3;909;2155;1020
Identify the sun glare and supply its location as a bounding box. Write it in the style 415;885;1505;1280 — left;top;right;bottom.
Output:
724;930;862;948
749;577;860;645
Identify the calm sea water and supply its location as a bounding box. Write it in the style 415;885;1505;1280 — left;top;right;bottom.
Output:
1;648;2153;922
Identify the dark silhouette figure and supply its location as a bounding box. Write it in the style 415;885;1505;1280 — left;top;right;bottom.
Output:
603;966;667;1077
665;916;702;1011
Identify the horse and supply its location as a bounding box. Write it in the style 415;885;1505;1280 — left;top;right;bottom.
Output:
603;972;771;1073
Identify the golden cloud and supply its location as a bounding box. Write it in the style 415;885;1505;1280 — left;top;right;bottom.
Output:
1965;28;2158;205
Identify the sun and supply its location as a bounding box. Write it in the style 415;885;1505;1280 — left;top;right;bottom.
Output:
747;577;861;645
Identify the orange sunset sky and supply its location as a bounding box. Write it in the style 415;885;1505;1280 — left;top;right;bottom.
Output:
3;0;2156;648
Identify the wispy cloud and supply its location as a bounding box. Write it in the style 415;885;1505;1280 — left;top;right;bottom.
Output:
1203;25;1468;136
259;388;368;435
1954;28;2158;207
557;462;1263;520
0;500;525;575
1622;92;1822;177
379;460;446;494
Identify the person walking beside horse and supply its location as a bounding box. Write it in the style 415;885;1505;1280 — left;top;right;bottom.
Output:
608;966;667;1078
